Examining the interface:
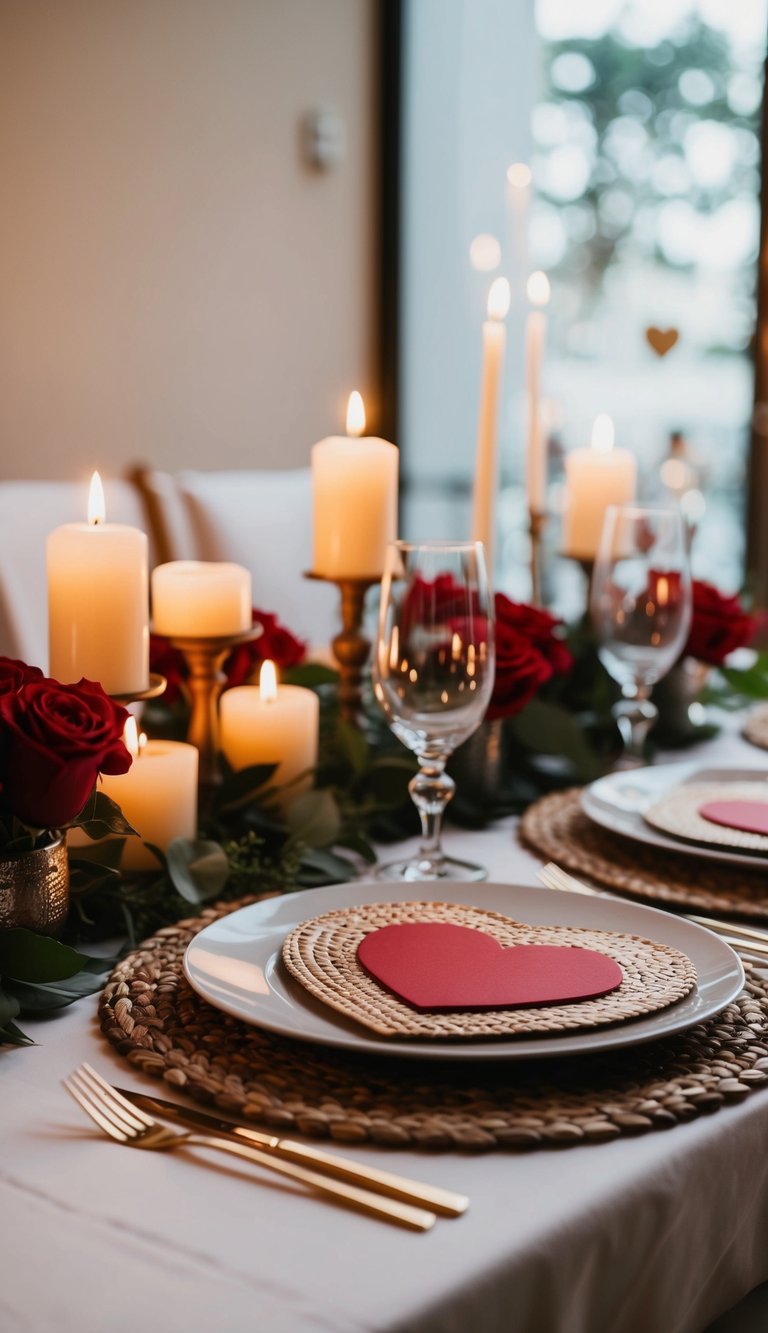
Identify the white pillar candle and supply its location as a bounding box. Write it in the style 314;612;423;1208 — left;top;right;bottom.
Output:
152;561;251;637
563;416;637;559
525;271;551;515
73;719;199;871
220;661;319;807
311;391;399;578
471;277;510;567
47;471;149;695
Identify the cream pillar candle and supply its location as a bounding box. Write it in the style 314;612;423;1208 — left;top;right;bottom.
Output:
311;391;399;578
471;276;511;566
47;471;149;694
525;271;551;515
87;719;198;871
563;416;637;559
152;561;251;637
220;661;319;806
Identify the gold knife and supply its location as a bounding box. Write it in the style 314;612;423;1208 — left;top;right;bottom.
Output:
116;1087;469;1217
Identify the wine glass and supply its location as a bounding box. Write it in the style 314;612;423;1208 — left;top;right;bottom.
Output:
372;541;495;881
590;504;692;765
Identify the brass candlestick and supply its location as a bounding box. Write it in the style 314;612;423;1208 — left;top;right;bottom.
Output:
528;510;548;607
110;672;168;707
305;572;378;724
165;626;262;788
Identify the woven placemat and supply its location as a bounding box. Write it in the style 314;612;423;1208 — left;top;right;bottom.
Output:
645;783;768;855
282;900;696;1039
520;789;768;922
743;705;768;751
99;896;768;1152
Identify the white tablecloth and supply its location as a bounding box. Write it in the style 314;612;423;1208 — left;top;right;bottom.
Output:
4;728;768;1333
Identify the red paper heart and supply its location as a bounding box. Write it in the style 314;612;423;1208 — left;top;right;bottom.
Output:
356;922;623;1012
699;800;768;837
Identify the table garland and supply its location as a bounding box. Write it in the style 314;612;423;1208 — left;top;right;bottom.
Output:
2;583;767;1049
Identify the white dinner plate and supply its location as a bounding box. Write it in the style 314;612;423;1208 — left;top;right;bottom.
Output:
582;762;768;870
183;880;744;1062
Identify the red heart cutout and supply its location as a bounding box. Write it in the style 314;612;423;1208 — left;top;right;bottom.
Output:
699;800;768;837
356;922;623;1012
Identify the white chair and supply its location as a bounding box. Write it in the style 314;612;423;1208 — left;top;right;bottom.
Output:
0;479;152;669
136;467;336;650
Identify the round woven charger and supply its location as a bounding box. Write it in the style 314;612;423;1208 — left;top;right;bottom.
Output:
519;789;768;922
743;704;768;751
100;896;768;1152
282;900;696;1039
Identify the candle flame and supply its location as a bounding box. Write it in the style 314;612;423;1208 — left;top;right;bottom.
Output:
526;271;551;307
469;233;500;272
506;162;532;189
88;471;106;525
123;716;140;758
591;414;615;454
346;391;366;438
487;276;511;321
259;659;278;703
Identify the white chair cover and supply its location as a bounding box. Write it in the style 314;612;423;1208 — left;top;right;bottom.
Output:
152;468;336;650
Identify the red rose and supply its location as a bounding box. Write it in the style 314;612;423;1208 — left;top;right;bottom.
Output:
0;677;132;829
225;611;307;689
487;595;573;721
685;581;756;667
495;596;574;678
0;657;44;695
149;634;186;705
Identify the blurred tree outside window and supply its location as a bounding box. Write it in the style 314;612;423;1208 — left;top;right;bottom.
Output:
501;0;767;605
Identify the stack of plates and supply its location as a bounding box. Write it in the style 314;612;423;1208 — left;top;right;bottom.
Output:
581;762;768;871
183;880;743;1063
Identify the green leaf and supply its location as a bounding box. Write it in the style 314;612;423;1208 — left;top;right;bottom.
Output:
0;985;21;1026
5;969;108;1012
336;720;370;777
0;929;103;983
217;764;279;814
0;1019;34;1046
283;662;339;687
284;790;342;849
166;839;230;903
337;831;377;863
508;699;604;782
76;790;138;839
296;847;358;884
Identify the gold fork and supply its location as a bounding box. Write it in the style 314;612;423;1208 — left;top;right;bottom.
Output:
63;1064;436;1232
537;862;768;960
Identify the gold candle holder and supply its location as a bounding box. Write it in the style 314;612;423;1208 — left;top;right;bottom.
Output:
528;510;548;608
164;626;262;788
305;572;378;725
110;672;168;707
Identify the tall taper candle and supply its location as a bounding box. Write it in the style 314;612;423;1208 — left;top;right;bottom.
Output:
471;277;511;567
525;271;551;515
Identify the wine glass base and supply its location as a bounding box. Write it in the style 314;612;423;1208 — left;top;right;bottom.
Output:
374;855;488;883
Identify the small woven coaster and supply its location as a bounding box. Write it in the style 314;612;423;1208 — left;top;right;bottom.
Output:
282;900;696;1040
519;789;768;921
99;896;768;1152
645;783;768;855
743;705;768;751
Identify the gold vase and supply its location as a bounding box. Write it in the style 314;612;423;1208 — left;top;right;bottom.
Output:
0;835;70;935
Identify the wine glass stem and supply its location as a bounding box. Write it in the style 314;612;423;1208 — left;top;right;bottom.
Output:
614;685;658;764
409;760;455;874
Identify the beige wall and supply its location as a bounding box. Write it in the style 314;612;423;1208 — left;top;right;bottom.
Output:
0;0;378;481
